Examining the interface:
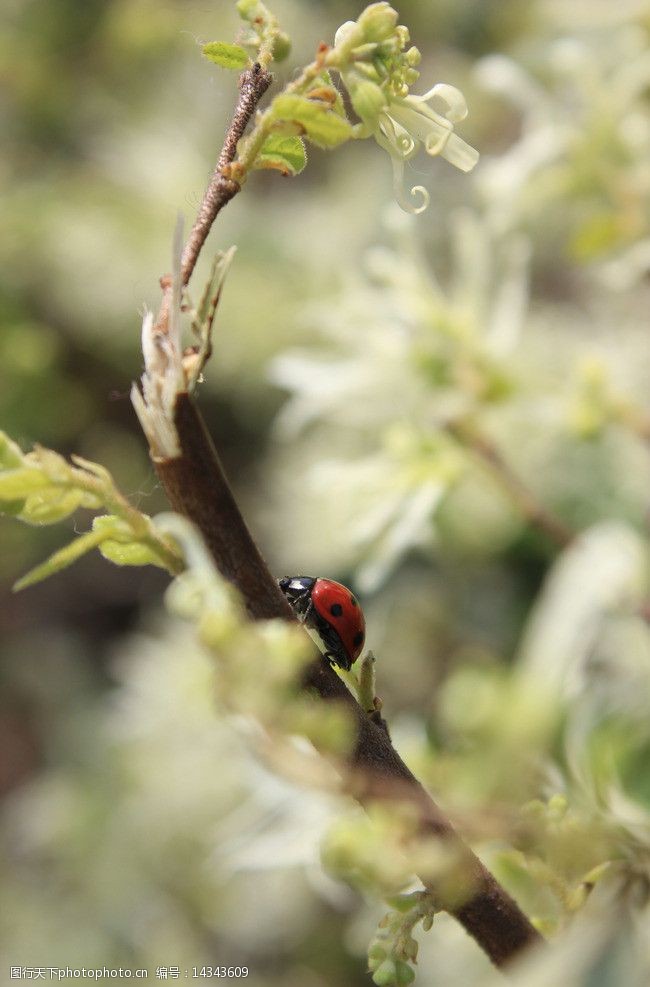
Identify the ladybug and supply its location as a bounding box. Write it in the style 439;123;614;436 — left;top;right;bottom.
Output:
278;576;365;671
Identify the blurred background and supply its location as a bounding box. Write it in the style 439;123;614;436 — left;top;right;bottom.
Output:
2;1;650;984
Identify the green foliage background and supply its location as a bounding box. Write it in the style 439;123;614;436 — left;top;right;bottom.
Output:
2;1;650;984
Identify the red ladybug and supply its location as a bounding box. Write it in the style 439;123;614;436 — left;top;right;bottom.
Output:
278;576;366;671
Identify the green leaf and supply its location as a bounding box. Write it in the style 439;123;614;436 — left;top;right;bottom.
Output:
372;960;398;987
202;42;249;70
0;468;49;499
99;539;166;568
254;133;307;175
270;94;353;149
14;529;106;591
92;515;168;568
0;431;24;469
395;961;415;986
384;894;417;913
317;71;347;118
21;488;85;525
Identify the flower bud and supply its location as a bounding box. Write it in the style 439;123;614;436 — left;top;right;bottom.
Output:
353;61;383;82
350;78;387;125
272;31;291;62
406;46;421;67
395;960;416;985
334;20;362;50
236;0;260;19
359;3;399;43
372;959;398;986
368;944;388;971
395;25;410;48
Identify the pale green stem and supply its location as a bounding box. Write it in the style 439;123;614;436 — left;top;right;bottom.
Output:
54;465;183;574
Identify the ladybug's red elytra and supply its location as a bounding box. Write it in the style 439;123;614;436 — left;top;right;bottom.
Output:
278;575;366;671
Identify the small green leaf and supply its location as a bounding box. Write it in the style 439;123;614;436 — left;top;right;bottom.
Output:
0;431;25;469
92;515;168;568
384;894;416;913
70;454;113;483
21;488;85;525
14;529;106;591
368;944;388;971
0;468;49;499
99;539;166;568
92;514;126;535
270;94;353;148
254;133;307;175
313;72;347;119
372;959;398;987
395;960;415;985
202;41;249;70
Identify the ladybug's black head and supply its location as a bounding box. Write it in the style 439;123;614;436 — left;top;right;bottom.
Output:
278;575;316;618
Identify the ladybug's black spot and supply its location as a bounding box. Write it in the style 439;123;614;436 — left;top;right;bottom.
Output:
353;631;364;648
349;596;358;607
330;603;343;617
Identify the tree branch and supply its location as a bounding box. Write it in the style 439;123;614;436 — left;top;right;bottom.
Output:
153;63;272;336
448;420;574;549
135;52;543;973
180;63;272;286
153;394;542;967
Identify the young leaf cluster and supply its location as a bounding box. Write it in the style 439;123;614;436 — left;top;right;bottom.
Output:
203;0;291;72
368;891;437;986
0;431;183;590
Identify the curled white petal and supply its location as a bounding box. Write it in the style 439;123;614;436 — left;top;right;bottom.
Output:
415;82;468;122
391;103;452;145
374;127;427;214
439;132;480;172
388;148;429;215
425;128;452;156
379;112;417;158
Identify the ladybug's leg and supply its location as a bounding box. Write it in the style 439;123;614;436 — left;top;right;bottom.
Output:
323;651;351;672
303;597;315;622
285;588;314;624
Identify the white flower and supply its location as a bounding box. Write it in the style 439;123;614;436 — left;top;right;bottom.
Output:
332;9;478;213
371;84;479;214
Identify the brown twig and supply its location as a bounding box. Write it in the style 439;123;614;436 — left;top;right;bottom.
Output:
448;420;574;549
153;63;272;335
180;63;271;284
